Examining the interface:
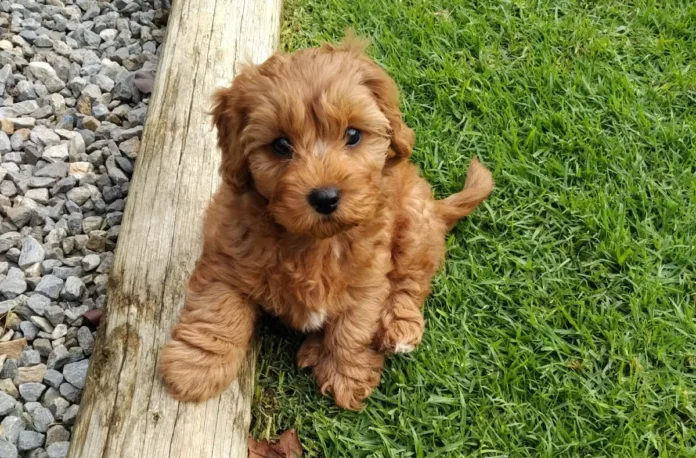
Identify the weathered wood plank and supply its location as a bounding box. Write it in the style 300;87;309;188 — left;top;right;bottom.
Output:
67;0;282;456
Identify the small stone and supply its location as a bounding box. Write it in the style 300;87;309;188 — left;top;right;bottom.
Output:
66;187;90;205
76;327;94;354
62;404;79;425
50;324;67;341
93;74;114;93
24;189;49;204
42;370;62;390
46;441;68;458
50;176;76;195
30;407;53;433
0;439;17;458
25;402;43;415
5;248;20;265
27;63;56;83
117;136;139;158
69;162;92;180
18;236;44;269
81;254;100;272
5;207;32;228
86;231;106;252
19;322;37;341
0;416;23;445
30;126;60;147
34;163;67;179
48;94;65;114
41;144;69;163
57;383;78;403
82;116;99;131
46;346;69;370
0;391;15;415
0;379;18;399
60;276;84;301
0;269;26;299
68;135;84;160
111;125;142;143
42;386;62;407
12;101;40;117
44;426;68;446
17;431;43;452
82;216;102;233
34;276;64;300
0;181;17;198
18;383;46;402
46;397;69;421
92;103;109;120
0;132;10;154
66;213;82;236
29;317;53;334
19;348;40;367
62;359;88;389
32;340;51;359
44;306;64;328
27;295;49;316
9;131;28;151
29;448;48;458
13;364;46;384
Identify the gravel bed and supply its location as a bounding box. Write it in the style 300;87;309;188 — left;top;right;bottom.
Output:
0;0;167;455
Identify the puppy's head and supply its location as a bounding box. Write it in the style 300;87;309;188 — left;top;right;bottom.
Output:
212;34;414;239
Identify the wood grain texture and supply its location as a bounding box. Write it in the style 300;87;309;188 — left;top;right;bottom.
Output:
67;0;282;456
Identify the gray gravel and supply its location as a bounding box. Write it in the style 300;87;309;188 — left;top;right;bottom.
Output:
0;0;166;453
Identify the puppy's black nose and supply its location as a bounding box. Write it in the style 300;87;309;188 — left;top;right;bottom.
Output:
308;186;340;215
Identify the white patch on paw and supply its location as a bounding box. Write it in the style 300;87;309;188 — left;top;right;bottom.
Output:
301;310;327;332
394;342;415;354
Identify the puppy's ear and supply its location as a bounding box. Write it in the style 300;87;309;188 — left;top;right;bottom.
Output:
211;72;251;190
359;61;415;160
324;31;414;159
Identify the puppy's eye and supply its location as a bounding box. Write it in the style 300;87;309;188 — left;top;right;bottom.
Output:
271;137;293;157
345;128;362;147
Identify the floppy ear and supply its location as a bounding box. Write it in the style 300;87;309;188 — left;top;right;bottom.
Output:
211;75;250;190
334;32;415;160
359;61;415;160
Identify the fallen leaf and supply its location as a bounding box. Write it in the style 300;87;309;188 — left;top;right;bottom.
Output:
248;437;282;458
0;338;27;358
134;70;154;94
134;61;157;95
249;429;303;458
82;309;104;326
271;429;303;458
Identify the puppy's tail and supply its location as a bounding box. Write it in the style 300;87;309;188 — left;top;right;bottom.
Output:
435;157;494;230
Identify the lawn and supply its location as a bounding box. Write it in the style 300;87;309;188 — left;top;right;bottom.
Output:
251;1;696;456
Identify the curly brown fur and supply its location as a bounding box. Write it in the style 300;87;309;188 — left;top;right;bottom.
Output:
159;35;494;410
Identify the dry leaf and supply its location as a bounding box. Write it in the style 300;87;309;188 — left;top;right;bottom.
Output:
249;429;303;458
248;437;282;458
0;338;27;358
83;309;104;326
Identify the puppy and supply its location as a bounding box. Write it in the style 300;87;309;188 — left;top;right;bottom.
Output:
158;35;494;410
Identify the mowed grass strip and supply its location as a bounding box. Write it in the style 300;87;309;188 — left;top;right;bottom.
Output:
251;1;696;456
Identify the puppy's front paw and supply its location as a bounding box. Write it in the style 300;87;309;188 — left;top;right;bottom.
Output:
378;313;424;354
297;333;323;369
312;352;383;410
159;338;242;402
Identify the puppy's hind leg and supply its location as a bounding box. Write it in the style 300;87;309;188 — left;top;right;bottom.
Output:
159;264;256;402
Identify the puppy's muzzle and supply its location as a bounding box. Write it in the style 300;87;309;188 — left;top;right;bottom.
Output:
307;186;341;215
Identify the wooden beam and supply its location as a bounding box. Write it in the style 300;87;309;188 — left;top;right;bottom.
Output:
67;0;282;456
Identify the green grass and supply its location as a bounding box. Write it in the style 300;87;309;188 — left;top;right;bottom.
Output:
251;1;696;456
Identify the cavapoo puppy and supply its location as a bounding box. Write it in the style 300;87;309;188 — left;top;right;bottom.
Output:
159;35;494;410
